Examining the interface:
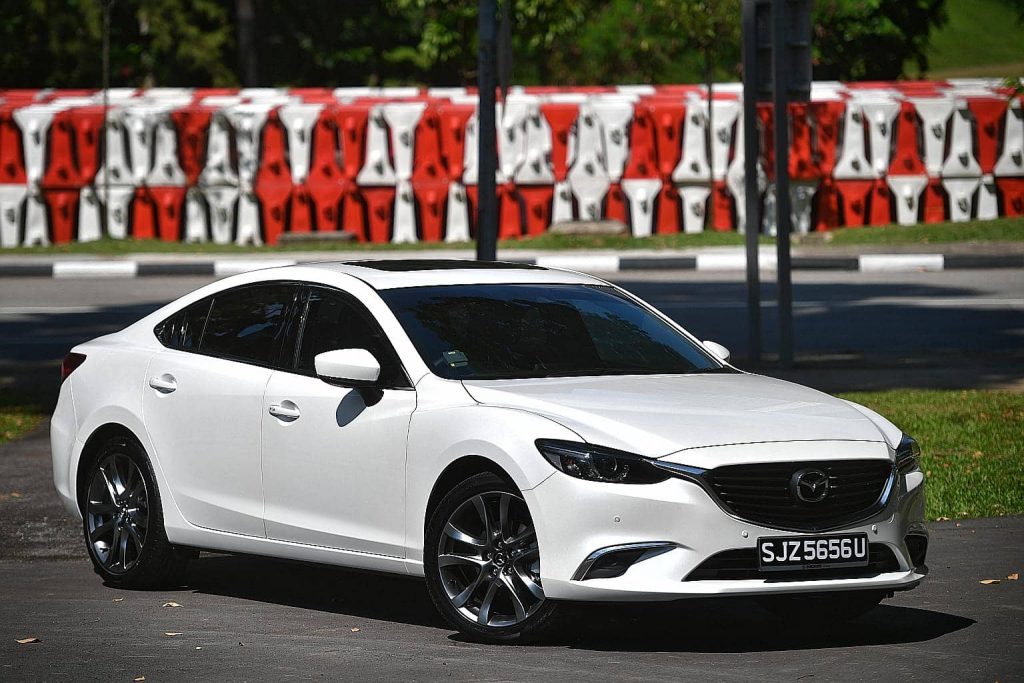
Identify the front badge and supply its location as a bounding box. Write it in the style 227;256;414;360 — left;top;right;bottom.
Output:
791;468;830;503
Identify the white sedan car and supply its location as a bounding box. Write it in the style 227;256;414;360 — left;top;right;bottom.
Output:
51;260;928;642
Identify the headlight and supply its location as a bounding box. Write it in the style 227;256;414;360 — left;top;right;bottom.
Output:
535;439;671;484
895;434;921;475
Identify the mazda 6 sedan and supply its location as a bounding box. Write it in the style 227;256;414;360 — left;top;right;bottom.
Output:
51;259;928;642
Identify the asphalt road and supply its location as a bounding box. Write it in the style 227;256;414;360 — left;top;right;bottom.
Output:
1;268;1022;679
1;428;1022;681
1;268;1022;403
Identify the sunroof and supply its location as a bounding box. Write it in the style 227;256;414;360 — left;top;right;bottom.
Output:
344;259;541;272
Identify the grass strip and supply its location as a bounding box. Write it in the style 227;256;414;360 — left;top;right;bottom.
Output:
838;389;1024;521
0;405;43;445
0;217;1020;255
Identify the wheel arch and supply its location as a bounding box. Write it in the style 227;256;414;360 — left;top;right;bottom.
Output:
424;455;518;532
75;422;144;514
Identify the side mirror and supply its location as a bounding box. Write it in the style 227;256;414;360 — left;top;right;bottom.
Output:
314;349;381;388
702;340;731;363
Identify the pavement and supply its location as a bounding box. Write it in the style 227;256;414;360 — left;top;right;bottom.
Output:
1;241;1023;277
0;424;1022;681
0;265;1022;679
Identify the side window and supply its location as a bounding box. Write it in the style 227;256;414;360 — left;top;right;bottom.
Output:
200;284;297;366
154;298;211;351
296;289;408;387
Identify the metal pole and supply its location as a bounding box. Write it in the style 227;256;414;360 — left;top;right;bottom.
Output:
772;0;794;367
476;0;498;261
101;0;113;237
704;47;714;235
741;0;761;364
237;0;259;86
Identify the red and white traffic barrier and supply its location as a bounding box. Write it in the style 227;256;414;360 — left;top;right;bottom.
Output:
0;80;1019;246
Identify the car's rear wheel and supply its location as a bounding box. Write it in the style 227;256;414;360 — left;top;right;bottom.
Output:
424;472;560;643
758;590;886;625
82;436;189;589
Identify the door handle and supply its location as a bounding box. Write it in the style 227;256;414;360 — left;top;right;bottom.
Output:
268;401;300;421
148;375;177;394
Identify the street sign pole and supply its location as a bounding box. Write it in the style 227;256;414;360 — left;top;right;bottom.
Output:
772;0;794;368
101;0;114;238
476;0;499;262
741;0;761;364
744;0;809;368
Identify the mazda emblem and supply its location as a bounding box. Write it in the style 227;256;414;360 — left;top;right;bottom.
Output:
791;469;830;503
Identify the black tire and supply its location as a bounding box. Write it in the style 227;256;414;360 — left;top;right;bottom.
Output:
758;590;886;626
424;472;560;644
81;435;189;589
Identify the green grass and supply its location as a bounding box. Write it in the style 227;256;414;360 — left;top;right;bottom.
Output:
838;390;1024;521
1;217;1021;256
799;216;1024;246
914;0;1024;79
0;405;43;446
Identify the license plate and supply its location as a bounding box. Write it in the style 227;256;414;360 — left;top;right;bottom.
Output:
757;533;869;572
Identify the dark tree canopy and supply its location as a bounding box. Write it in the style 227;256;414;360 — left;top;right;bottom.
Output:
0;0;950;88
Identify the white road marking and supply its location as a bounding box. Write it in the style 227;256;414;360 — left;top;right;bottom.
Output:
535;255;621;272
213;259;297;276
52;261;138;278
859;254;944;272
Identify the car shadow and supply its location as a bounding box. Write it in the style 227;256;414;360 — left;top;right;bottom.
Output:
183;553;974;653
183;552;446;629
546;599;975;653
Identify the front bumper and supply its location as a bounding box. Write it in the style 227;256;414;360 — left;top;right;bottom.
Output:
525;466;927;602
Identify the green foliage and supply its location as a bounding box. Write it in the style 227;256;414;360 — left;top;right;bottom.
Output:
838;390;1024;520
812;0;948;80
917;0;1024;79
0;0;959;88
0;0;233;88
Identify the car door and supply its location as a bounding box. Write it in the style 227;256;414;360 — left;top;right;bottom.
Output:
143;282;300;538
261;285;416;557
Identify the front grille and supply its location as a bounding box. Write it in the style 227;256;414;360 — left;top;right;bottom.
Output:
685;543;900;581
702;460;894;531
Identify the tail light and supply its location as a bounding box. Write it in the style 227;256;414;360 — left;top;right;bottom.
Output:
60;352;86;382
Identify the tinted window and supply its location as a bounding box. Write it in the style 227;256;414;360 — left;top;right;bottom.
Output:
295;288;408;387
200;284;296;366
381;284;727;380
154;299;211;351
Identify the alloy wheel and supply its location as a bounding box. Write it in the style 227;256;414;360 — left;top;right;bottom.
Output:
86;453;149;574
436;491;544;628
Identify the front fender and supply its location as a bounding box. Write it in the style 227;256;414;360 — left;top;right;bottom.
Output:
404;404;581;567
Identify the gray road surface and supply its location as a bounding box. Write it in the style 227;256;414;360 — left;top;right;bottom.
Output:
1;426;1022;681
1;270;1022;680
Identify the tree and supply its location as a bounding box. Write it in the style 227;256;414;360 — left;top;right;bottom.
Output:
0;0;953;88
0;0;233;88
812;0;948;80
389;0;589;84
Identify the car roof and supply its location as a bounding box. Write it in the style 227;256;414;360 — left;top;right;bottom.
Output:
298;259;606;290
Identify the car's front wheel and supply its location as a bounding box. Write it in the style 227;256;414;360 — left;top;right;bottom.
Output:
82;435;189;589
424;472;559;643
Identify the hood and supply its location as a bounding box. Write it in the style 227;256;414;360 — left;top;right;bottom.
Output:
462;373;891;457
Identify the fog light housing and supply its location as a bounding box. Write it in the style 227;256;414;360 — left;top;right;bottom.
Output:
572;542;676;581
905;534;928;568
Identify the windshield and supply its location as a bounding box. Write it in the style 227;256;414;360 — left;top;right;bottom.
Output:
381;283;727;380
